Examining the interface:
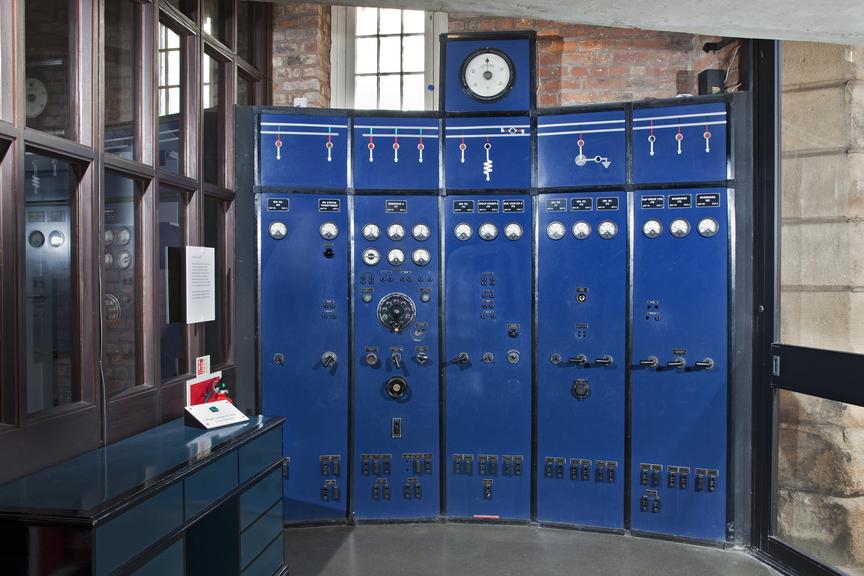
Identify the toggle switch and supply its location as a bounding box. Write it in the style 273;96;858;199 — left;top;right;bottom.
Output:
366;352;379;366
321;352;338;368
639;356;658;368
507;350;520;364
452;352;470;365
550;353;562;365
508;324;520;338
391;352;402;369
569;354;588;366
482;352;494;364
594;355;613;366
694;358;715;370
415;352;428;365
667;358;686;368
273;353;285;366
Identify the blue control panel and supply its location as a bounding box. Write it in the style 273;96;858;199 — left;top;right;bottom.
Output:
352;195;441;520
259;113;349;189
353;116;440;190
443;195;532;520
537;111;626;188
259;194;349;523
536;192;626;529
444;116;532;190
630;188;728;542
632;103;728;184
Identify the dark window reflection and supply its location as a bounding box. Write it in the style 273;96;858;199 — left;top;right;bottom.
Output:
237;1;253;62
25;152;79;414
25;0;73;138
201;0;226;44
158;23;184;174
105;1;138;160
203;53;223;185
159;189;187;379
103;174;140;397
237;75;255;107
166;0;196;18
203;197;226;366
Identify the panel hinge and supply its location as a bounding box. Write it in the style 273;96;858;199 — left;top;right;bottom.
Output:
772;355;780;377
282;457;291;478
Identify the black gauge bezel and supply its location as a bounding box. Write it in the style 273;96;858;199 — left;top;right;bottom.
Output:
460;47;516;103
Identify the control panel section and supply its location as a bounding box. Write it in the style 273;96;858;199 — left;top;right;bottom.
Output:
353;116;440;190
443;195;532;520
631;188;728;541
537;110;626;188
445;116;532;190
259;194;348;523
259;113;349;189
353;195;440;520
536;192;626;529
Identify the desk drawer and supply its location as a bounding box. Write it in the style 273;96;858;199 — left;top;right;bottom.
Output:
240;466;283;530
131;539;183;576
239;427;283;483
242;530;284;576
185;451;239;519
241;500;283;569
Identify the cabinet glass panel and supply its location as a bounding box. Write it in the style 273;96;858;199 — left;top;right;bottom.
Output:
201;0;226;45
25;0;74;138
203;52;224;186
105;0;138;160
203;196;227;366
158;23;184;174
159;188;187;379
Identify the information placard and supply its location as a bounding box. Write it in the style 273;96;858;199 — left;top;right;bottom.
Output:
185;246;216;324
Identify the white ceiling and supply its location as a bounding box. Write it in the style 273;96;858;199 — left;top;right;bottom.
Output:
271;0;864;45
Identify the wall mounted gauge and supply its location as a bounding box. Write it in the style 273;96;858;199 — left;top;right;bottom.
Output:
269;221;287;240
319;221;339;240
642;219;663;239
546;221;566;240
461;48;515;103
504;222;523;240
479;222;498;241
598;221;618;240
572;221;592;240
104;229;115;246
698;217;720;238
669;218;691;238
104;252;114;269
116;227;132;246
388;248;405;266
25;77;48;119
48;230;66;248
362;248;380;266
412;248;431;266
387;223;405;241
28;230;45;248
117;251;132;270
362;223;380;241
454;223;473;241
412;223;431;242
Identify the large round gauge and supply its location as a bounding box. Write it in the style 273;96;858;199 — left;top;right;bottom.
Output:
698;217;720;238
504;223;523;241
454;223;473;241
104;229;115;246
104;252;114;269
25;78;48;119
412;248;431;266
572;221;592;240
319;221;339;240
598;221;618;240
377;292;416;333
642;219;663;239
461;48;515;103
546;221;566;241
387;249;405;266
48;230;66;248
387;224;405;241
28;230;45;248
362;248;380;266
362;223;380;241
269;221;287;240
412;223;431;242
117;251;132;270
116;227;132;246
479;222;498;241
669;218;691;238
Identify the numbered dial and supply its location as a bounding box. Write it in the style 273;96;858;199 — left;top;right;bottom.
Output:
269;221;287;240
698;217;720;238
454;223;473;241
377;292;416;333
598;221;618;240
362;248;380;266
642;219;663;239
362;223;381;241
669;218;691;238
504;222;523;241
387;223;405;241
412;248;431;266
461;49;515;102
572;221;592;240
546;221;566;241
412;223;431;241
319;221;339;240
479;222;498;241
387;249;405;266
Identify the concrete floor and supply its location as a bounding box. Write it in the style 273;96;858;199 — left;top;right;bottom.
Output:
284;523;780;576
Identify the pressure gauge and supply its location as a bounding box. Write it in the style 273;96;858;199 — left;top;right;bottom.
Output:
104;229;115;246
461;48;515;102
388;249;405;266
572;221;592;240
48;230;66;248
669;218;691;238
104;252;114;269
28;230;45;248
454;223;473;241
269;221;288;240
117;251;132;270
598;221;618;240
387;223;405;241
25;78;48;119
412;223;431;242
116;227;132;246
479;222;498;241
642;219;663;239
698;217;720;238
362;223;380;241
412;248;431;266
362;248;380;266
319;221;339;240
546;221;566;241
504;222;523;241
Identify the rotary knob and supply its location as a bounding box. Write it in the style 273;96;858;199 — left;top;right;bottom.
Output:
386;376;409;400
377;292;416;333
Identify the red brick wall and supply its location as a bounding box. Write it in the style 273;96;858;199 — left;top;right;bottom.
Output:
272;3;331;107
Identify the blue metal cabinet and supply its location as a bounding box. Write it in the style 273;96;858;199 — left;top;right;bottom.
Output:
353;116;440;190
444;116;532;190
259;113;349;189
537;111;626;188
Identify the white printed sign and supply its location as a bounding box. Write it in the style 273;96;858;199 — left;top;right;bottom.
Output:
185;246;216;324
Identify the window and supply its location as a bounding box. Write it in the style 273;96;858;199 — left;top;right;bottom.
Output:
105;0;139;159
201;0;228;45
159;187;188;380
158;22;185;174
203;196;229;367
203;51;225;186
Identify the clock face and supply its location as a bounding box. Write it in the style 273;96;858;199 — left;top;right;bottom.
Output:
25;78;49;119
461;49;515;102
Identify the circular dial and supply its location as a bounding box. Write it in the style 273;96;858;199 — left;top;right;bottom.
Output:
104;229;115;246
104;252;114;269
117;251;132;270
362;223;381;241
377;292;416;332
412;248;431;266
642;219;663;239
319;221;339;240
387;223;405;241
454;223;473;241
362;248;380;266
387;249;405;266
598;221;618;240
26;78;48;119
116;228;132;246
28;230;45;248
572;221;592;240
461;49;515;102
669;218;691;238
269;221;287;240
698;217;720;238
103;294;122;328
385;377;409;400
572;379;591;400
479;222;498;241
412;223;431;242
504;223;523;241
546;221;566;241
48;230;66;248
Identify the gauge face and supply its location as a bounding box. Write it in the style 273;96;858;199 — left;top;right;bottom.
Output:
572;221;592;240
642;219;663;239
387;223;405;241
28;230;45;248
412;223;431;242
116;227;132;246
25;78;48;119
377;292;416;332
461;49;515;102
104;252;114;269
479;222;498;241
387;248;405;266
48;230;66;248
412;248;431;266
669;218;691;238
546;221;566;241
504;222;523;241
454;223;473;241
362;223;380;241
598;221;618;240
104;229;115;246
319;221;339;240
362;248;380;266
117;251;132;270
269;221;287;240
698;217;720;238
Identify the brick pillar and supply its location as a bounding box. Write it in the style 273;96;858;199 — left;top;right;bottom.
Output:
272;3;331;108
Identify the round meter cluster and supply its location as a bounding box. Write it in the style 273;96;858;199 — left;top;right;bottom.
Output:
641;218;720;239
360;221;435;268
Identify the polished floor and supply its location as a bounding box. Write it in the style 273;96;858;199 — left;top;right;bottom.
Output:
284;523;779;576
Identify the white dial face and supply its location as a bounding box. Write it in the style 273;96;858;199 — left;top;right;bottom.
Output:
387;224;405;241
117;251;132;270
463;50;513;101
269;221;287;240
319;221;339;240
104;229;115;246
572;221;592;240
104;252;114;269
698;217;720;238
387;249;405;266
362;248;380;266
116;227;132;246
504;223;523;241
479;222;498;241
598;221;618;240
26;78;49;119
412;223;431;242
669;218;691;238
643;219;663;239
362;223;380;241
454;223;473;241
546;221;566;241
412;248;431;266
48;230;65;248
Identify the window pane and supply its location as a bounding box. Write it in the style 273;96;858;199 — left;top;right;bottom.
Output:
379;36;400;74
159;188;186;379
402;74;425;111
379;9;401;35
237;75;255;107
203;197;227;366
105;0;138;160
237;0;253;63
402;34;425;73
103;174;140;397
201;0;225;44
203;53;224;186
25;0;72;138
354;75;377;109
166;0;195;18
356;37;377;74
158;23;184;174
355;7;377;36
403;10;425;34
24;152;78;414
379;74;400;110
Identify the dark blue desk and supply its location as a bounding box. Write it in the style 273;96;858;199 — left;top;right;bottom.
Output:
0;416;287;576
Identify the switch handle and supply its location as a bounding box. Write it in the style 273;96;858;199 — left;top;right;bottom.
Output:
568;354;588;365
694;358;715;370
667;358;686;368
415;352;428;365
452;352;470;365
321;352;337;368
594;355;613;366
391;352;402;369
639;357;658;367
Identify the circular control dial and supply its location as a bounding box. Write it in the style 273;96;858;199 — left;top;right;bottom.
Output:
362;223;380;241
388;249;405;266
546;221;566;240
385;376;409;400
598;221;618;240
698;217;720;238
387;223;405;241
504;223;523;240
104;229;115;246
669;218;691;238
319;221;339;240
377;292;416;332
269;221;287;240
117;251;132;270
461;49;515;102
412;248;431;266
479;222;498;241
412;223;431;241
116;228;132;246
362;248;380;266
642;219;663;239
572;221;592;240
454;223;473;241
29;230;45;248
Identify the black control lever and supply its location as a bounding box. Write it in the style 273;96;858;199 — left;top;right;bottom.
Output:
452;352;470;365
568;354;588;366
415;352;428;365
594;355;613;366
639;357;658;368
694;358;715;370
321;352;338;368
391;352;402;369
667;358;686;368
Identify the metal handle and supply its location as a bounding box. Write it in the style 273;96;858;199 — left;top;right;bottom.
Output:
639;357;658;368
415;352;428;365
694;358;715;370
594;355;613;366
391;352;402;369
568;354;588;366
321;352;337;368
667;358;686;368
452;352;470;365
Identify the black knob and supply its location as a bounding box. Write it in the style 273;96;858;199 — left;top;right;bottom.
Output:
508;326;519;338
594;355;613;366
323;247;334;258
452;352;470;365
321;352;337;368
694;358;715;370
386;377;408;400
415;352;428;365
568;354;588;366
639;357;658;368
572;379;590;400
273;353;284;366
667;358;686;368
391;352;402;369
